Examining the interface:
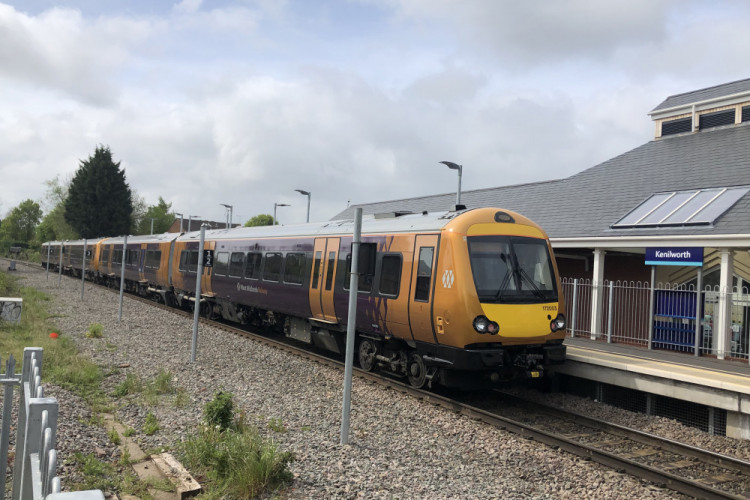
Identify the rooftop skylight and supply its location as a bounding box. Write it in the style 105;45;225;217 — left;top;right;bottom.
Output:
612;187;748;229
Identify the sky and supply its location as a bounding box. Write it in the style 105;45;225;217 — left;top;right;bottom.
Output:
2;0;750;227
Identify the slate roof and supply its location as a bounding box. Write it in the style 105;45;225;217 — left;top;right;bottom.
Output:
332;123;750;241
651;78;750;112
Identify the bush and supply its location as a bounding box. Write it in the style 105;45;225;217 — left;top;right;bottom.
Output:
179;421;294;498
204;391;234;431
85;323;104;338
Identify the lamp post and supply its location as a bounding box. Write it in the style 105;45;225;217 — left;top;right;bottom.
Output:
149;218;157;235
220;204;233;229
439;161;463;208
295;189;311;223
175;212;184;233
188;215;201;232
273;203;289;226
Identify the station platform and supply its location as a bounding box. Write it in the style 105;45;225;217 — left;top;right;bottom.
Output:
550;337;750;440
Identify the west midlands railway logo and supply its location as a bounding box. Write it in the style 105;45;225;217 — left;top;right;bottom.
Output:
442;270;454;288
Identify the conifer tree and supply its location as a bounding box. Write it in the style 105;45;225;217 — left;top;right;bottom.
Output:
64;146;133;238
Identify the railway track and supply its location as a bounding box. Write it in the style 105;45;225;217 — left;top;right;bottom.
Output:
13;260;750;499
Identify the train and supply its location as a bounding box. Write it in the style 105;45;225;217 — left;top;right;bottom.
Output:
41;207;566;389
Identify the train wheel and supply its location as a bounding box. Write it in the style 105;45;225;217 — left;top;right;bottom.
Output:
358;339;377;372
407;353;426;389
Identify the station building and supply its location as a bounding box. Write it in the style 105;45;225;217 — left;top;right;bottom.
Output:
333;78;750;438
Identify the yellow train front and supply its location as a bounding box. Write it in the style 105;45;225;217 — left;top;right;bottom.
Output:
353;207;566;389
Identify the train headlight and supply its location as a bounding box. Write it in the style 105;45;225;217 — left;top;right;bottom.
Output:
550;314;566;332
474;316;500;335
473;316;490;333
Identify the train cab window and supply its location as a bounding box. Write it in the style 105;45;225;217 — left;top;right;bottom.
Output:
263;253;282;282
311;251;322;289
229;252;245;277
379;254;402;297
414;247;434;302
343;254;373;293
214;252;229;276
101;248;110;265
244;252;262;279
325;251;336;291
283;253;305;285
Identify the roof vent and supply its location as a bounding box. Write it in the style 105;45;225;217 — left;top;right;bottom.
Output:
661;117;692;136
374;211;414;219
699;109;734;130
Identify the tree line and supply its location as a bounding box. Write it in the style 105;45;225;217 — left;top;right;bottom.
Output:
1;146;274;256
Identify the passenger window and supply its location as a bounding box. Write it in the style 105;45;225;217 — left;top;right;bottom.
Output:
145;250;162;270
414;247;434;302
283;253;305;285
113;249;123;265
187;250;199;273
379;254;402;296
244;252;262;279
343;254;373;292
325;251;336;291
311;251;322;289
229;252;245;277
263;253;282;282
214;252;229;276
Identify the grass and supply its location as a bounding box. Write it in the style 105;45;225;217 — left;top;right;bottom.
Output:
268;417;287;433
1;269;296;499
113;372;144;397
108;427;121;445
143;411;159;436
179;392;294;499
85;323;104;339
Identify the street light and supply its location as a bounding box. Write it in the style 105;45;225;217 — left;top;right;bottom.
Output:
188;215;201;232
273;203;289;226
220;204;233;229
439;161;463;209
295;189;311;223
175;212;184;233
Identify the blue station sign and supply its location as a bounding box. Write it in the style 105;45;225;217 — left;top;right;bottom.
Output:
645;247;704;267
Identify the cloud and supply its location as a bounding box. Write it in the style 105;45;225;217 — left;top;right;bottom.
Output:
0;3;157;105
376;0;674;67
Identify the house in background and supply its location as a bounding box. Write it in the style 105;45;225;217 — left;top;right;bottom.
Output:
333;78;750;363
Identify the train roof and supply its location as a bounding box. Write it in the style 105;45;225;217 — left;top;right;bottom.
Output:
177;209;466;242
42;237;109;246
103;233;180;245
176;207;543;242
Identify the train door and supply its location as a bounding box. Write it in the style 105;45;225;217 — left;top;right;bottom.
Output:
309;237;341;323
408;235;439;344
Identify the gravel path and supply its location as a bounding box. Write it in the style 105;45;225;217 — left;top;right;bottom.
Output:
10;262;738;498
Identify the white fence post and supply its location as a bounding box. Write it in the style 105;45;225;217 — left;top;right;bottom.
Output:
13;348;42;500
5;347;104;500
570;279;578;338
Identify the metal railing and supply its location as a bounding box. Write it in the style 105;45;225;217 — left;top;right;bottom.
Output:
561;278;749;362
0;347;104;500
